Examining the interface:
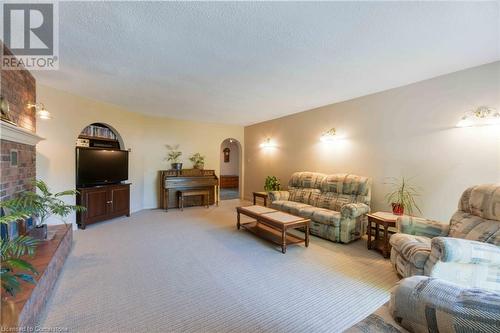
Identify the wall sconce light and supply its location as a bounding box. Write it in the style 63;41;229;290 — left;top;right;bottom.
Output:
260;138;277;148
320;128;337;142
457;106;500;127
27;103;52;120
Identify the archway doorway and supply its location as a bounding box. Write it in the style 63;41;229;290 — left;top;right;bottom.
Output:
219;138;241;200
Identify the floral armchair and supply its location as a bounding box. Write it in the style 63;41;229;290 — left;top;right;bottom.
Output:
389;184;500;291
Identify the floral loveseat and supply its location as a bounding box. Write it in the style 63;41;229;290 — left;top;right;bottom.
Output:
390;184;500;292
268;172;371;243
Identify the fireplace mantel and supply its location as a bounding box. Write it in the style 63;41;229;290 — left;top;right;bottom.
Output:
0;120;44;146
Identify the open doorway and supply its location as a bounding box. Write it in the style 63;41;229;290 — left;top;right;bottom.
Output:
219;138;241;200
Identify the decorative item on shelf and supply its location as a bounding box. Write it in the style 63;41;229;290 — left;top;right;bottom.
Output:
189;153;205;169
1;180;85;240
166;144;182;170
264;176;281;192
0;96;16;125
27;103;52;120
223;148;230;162
457;106;500;127
260;138;277;148
320;128;337;142
384;177;421;216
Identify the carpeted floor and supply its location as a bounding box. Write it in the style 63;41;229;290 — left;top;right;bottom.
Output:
39;200;399;333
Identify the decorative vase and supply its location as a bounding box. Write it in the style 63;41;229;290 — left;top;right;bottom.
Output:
193;163;204;170
171;163;183;170
28;224;48;240
1;298;19;329
392;203;404;215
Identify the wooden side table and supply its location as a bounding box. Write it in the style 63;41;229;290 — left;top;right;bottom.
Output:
366;212;400;258
253;191;268;206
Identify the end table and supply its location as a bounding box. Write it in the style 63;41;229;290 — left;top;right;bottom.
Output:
253;191;268;206
367;212;400;258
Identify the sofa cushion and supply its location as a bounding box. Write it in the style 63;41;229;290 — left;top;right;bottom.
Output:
320;173;371;196
390;234;432;269
279;201;312;216
316;192;357;211
270;200;287;211
288;171;325;189
288;188;312;204
312;209;341;227
448;211;500;245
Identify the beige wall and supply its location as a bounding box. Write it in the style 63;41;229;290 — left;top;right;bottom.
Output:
244;62;500;222
36;84;244;227
220;139;240;176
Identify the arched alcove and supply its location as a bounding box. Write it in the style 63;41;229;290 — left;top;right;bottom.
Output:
77;122;124;150
219;138;242;200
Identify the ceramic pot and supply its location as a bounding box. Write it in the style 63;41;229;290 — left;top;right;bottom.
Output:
28;224;47;240
171;163;183;170
392;203;404;215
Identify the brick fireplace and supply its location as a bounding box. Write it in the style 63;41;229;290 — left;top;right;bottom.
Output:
1;45;40;201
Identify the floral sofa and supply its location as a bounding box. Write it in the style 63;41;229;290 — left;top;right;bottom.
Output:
346;276;500;333
390;184;500;292
268;172;371;243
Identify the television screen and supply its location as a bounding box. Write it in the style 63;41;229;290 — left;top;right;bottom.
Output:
76;148;129;186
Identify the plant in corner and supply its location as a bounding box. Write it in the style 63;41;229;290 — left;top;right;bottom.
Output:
189;153;205;169
0;211;39;327
1;180;86;240
384;177;422;216
166;144;183;170
264;176;281;192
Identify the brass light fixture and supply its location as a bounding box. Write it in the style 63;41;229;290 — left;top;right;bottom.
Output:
457;106;500;127
260;138;276;148
27;103;52;120
320;128;337;142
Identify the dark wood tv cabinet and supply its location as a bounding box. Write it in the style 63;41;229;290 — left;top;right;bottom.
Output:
76;183;130;229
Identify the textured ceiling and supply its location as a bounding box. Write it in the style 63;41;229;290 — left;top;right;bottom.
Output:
34;1;499;125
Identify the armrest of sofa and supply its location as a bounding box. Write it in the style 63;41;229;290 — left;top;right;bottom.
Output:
340;203;370;219
430;237;500;266
267;191;289;202
397;216;449;238
389;276;500;332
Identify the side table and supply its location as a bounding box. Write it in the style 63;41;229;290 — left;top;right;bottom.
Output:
366;212;400;258
253;191;268;206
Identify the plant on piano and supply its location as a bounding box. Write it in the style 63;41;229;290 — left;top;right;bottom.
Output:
189;153;205;169
264;176;281;192
166;144;183;170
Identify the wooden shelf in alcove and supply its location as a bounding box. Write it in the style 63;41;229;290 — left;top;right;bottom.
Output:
78;135;119;143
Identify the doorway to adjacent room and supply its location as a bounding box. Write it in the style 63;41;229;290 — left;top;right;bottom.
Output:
219;138;241;200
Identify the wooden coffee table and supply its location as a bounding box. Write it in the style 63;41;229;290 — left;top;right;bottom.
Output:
236;205;310;254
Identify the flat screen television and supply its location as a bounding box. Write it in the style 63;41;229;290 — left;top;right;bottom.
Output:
76;148;129;187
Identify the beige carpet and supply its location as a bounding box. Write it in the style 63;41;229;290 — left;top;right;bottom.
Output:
39;200;399;332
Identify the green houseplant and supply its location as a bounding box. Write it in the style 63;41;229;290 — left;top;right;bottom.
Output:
189;153;205;169
264;176;281;192
2;180;85;239
166;144;182;170
384;177;422;216
1;211;39;327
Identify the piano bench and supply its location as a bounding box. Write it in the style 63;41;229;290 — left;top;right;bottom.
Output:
178;189;210;211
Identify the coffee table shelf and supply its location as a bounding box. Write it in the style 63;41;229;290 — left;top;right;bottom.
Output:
240;221;306;247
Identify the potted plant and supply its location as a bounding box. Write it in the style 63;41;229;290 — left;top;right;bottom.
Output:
384;177;422;216
166;144;182;170
2;180;86;240
264;176;281;192
189;153;205;169
0;211;39;328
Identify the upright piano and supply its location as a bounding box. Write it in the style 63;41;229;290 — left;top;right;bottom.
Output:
159;169;219;210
